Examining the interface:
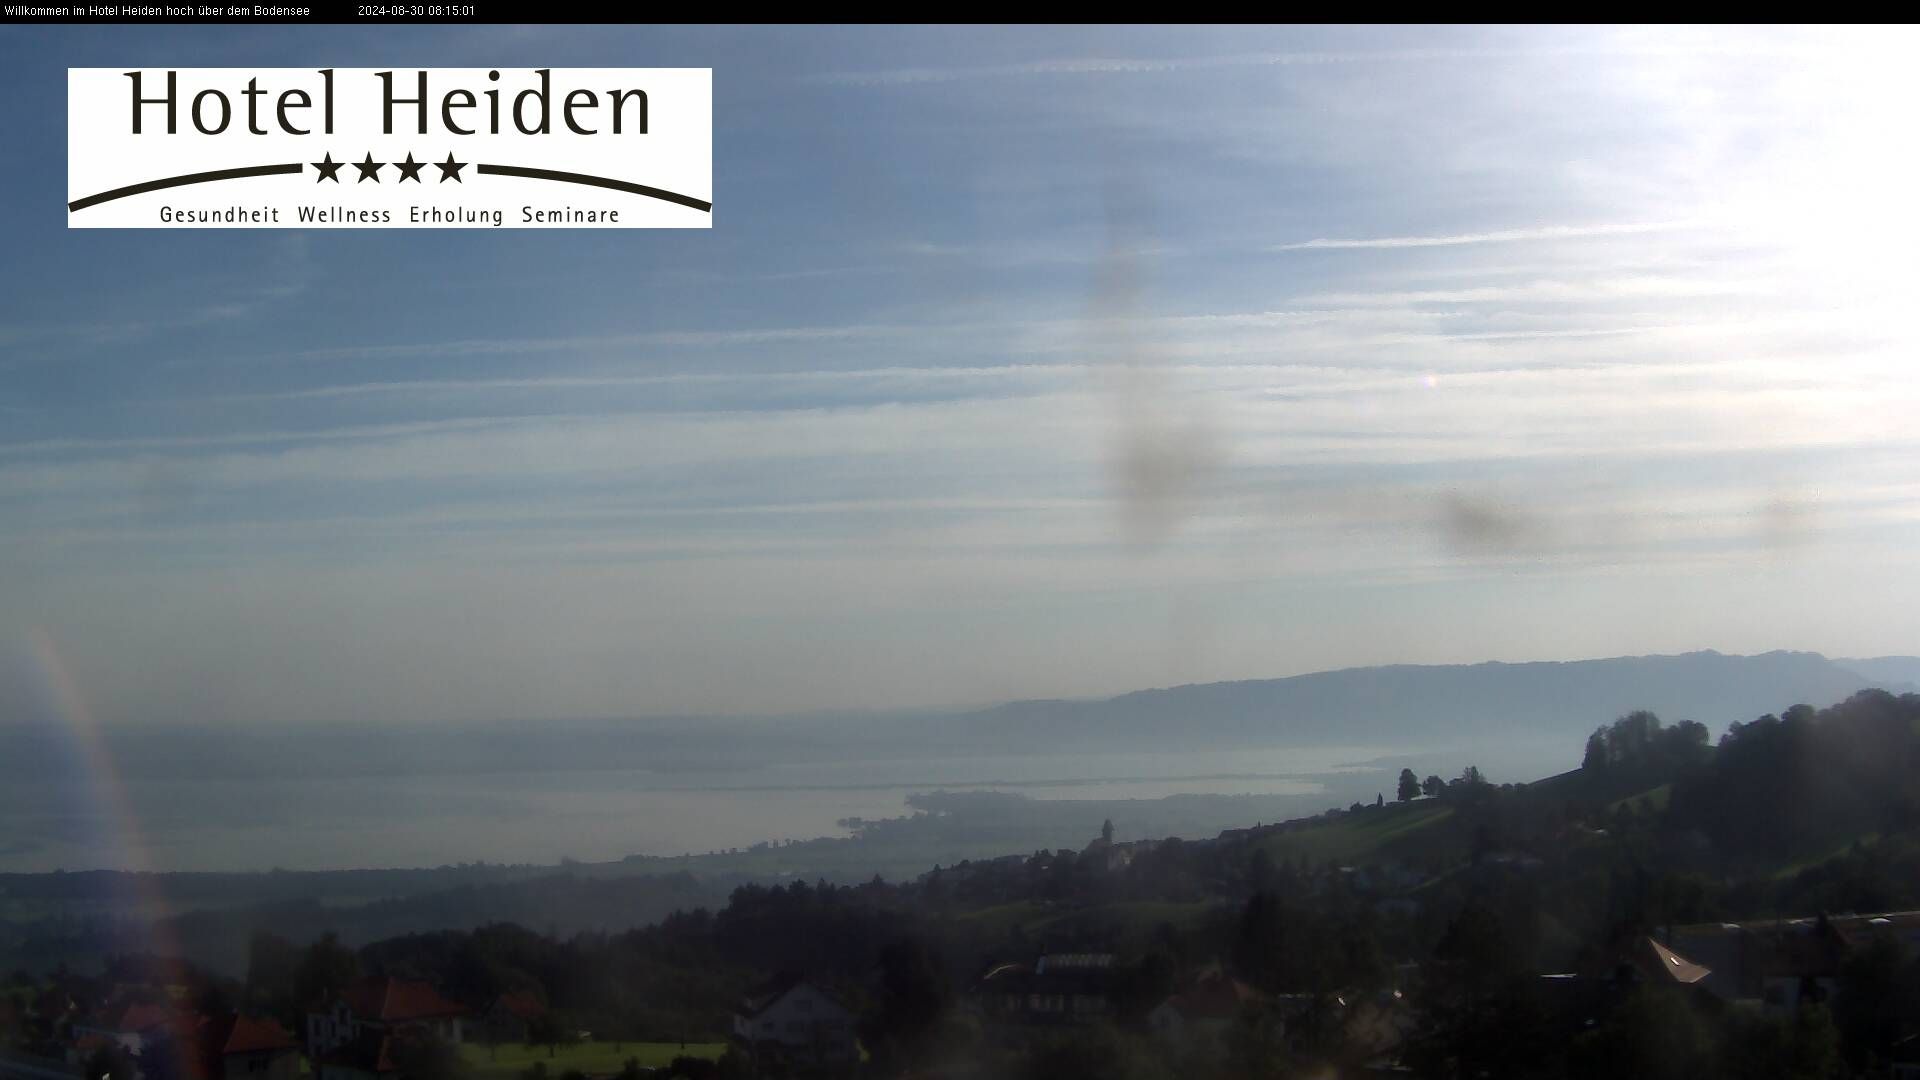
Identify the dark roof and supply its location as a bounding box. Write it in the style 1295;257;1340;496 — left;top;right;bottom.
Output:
976;957;1120;998
333;978;467;1023
734;974;848;1020
1035;954;1113;974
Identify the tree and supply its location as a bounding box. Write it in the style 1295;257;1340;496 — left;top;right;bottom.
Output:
525;1010;578;1060
1428;903;1518;1004
1397;768;1420;802
1583;730;1609;772
246;930;298;1019
1020;1027;1168;1080
293;932;359;1011
1225;998;1297;1078
135;1032;184;1080
862;937;953;1072
1720;1005;1846;1080
390;1032;468;1080
1234;891;1370;994
1569;988;1713;1080
1422;774;1444;798
1113;951;1175;1025
1833;935;1917;1070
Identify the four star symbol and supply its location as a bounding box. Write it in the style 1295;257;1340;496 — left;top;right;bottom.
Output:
393;152;426;183
310;152;343;183
309;153;469;186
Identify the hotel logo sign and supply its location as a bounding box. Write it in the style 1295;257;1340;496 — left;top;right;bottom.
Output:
67;68;712;228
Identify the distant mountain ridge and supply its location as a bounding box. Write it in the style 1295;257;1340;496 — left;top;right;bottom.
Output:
0;650;1910;782
950;649;1914;751
1834;655;1920;691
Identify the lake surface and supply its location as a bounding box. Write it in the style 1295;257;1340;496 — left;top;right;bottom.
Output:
0;738;1572;873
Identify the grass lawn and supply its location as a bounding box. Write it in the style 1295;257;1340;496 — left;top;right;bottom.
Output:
1257;801;1454;866
1607;783;1672;814
1770;832;1880;881
459;1040;723;1079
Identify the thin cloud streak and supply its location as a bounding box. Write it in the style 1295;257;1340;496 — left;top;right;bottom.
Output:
1275;221;1704;251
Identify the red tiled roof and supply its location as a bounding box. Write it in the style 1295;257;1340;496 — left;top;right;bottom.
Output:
339;978;467;1022
1163;972;1262;1021
114;1002;175;1034
72;1033;117;1055
214;1014;300;1056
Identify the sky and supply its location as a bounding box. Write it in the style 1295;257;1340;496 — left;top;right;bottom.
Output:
3;24;1919;729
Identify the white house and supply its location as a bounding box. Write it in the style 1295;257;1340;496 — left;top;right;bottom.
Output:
730;975;857;1071
69;1002;173;1065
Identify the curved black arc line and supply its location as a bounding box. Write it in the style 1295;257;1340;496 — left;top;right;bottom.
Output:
477;164;712;212
68;163;304;212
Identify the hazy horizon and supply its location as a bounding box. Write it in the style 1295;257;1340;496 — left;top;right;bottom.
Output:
0;646;1905;872
2;643;1913;733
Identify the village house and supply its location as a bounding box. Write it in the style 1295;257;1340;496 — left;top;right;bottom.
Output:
1147;967;1263;1057
478;991;546;1046
305;976;468;1060
195;1014;302;1080
972;953;1120;1026
730;974;857;1073
70;1006;299;1080
68;1001;185;1067
1667;910;1920;1012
